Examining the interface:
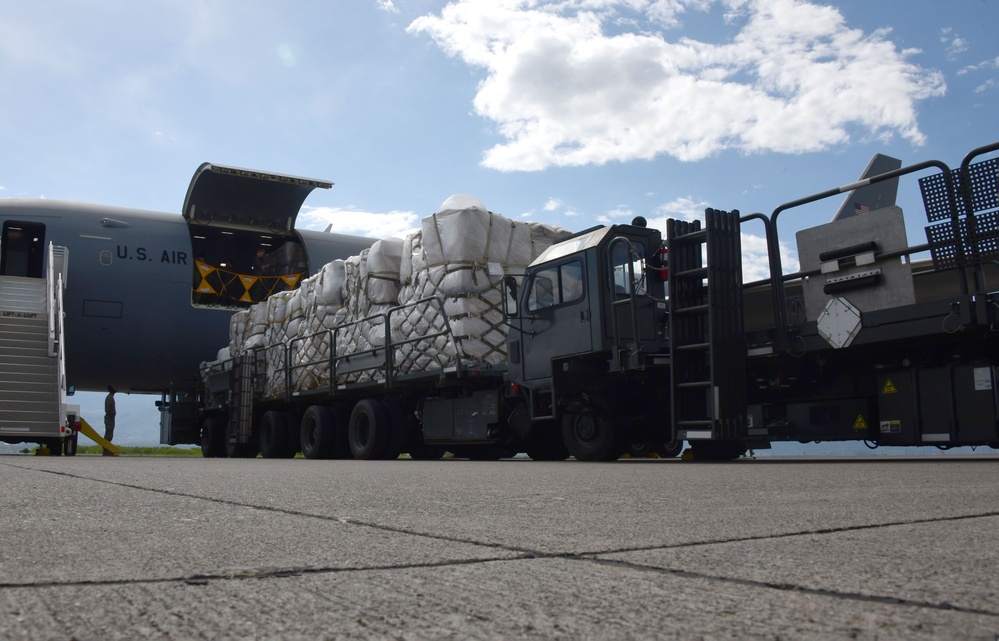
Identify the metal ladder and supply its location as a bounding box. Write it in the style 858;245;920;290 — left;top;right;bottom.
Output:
667;208;746;441
227;351;256;451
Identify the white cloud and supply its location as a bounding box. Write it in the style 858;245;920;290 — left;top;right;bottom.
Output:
940;27;968;61
297;206;419;239
376;0;400;13
543;197;562;211
409;0;945;171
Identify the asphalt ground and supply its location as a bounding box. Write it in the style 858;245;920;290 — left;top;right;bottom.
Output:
2;454;998;640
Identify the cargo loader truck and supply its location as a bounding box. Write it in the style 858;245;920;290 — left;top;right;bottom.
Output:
162;142;999;461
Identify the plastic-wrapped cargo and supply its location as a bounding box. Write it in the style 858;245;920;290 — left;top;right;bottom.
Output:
364;238;404;304
205;194;569;393
228;309;250;357
395;195;570;371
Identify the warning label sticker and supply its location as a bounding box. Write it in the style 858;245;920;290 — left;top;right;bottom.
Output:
880;420;901;434
853;415;867;430
881;379;897;395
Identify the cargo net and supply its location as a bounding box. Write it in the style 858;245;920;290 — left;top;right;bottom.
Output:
203;196;570;395
920;156;999;270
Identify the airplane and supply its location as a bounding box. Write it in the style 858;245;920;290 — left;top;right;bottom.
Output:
0;163;372;397
831;153;902;220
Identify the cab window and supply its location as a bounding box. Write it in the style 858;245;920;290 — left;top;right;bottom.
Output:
526;259;584;312
611;241;646;296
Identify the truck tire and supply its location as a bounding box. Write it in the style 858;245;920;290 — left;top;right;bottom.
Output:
201;416;226;458
300;405;335;459
659;439;683;459
562;412;621;462
259;411;292;459
349;399;390;460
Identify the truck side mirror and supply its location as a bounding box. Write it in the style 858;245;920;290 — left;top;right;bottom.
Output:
503;275;519;317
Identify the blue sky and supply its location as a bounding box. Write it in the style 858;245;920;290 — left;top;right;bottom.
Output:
2;0;998;449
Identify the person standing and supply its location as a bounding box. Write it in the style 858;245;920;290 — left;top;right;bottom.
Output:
103;385;117;455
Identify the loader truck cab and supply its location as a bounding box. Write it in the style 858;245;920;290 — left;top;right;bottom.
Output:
504;221;673;461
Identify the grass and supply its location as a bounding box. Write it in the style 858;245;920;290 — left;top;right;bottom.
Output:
73;445;204;457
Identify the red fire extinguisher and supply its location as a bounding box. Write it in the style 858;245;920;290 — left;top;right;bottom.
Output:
652;245;668;281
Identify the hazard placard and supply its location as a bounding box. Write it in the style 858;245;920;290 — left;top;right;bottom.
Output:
853;415;867;430
881;378;897;394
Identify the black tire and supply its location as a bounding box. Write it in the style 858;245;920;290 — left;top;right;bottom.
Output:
201;416;226;458
300;405;335;460
349;399;390;460
659;439;684;459
65;432;78;457
562;412;620;462
524;421;569;461
259;410;291;459
47;437;64;456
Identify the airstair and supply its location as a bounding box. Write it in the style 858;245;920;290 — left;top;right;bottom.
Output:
0;244;74;451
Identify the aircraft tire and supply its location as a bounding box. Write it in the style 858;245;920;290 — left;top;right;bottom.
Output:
348;399;390;460
201;417;226;458
561;411;621;462
300;405;335;460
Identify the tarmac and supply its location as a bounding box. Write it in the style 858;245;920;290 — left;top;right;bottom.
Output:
2;454;998;640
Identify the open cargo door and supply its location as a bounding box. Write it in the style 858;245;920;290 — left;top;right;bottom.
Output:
182;163;332;308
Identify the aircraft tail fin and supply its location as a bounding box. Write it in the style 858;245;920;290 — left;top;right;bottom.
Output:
832;153;902;221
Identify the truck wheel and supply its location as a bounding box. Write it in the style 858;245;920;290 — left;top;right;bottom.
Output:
201;417;226;458
301;406;335;460
259;411;294;459
349;399;390;460
659;439;683;459
562;412;620;462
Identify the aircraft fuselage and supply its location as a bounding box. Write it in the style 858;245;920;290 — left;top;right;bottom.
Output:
0;199;370;393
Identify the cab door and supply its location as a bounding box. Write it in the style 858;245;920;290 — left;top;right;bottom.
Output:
518;255;592;382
